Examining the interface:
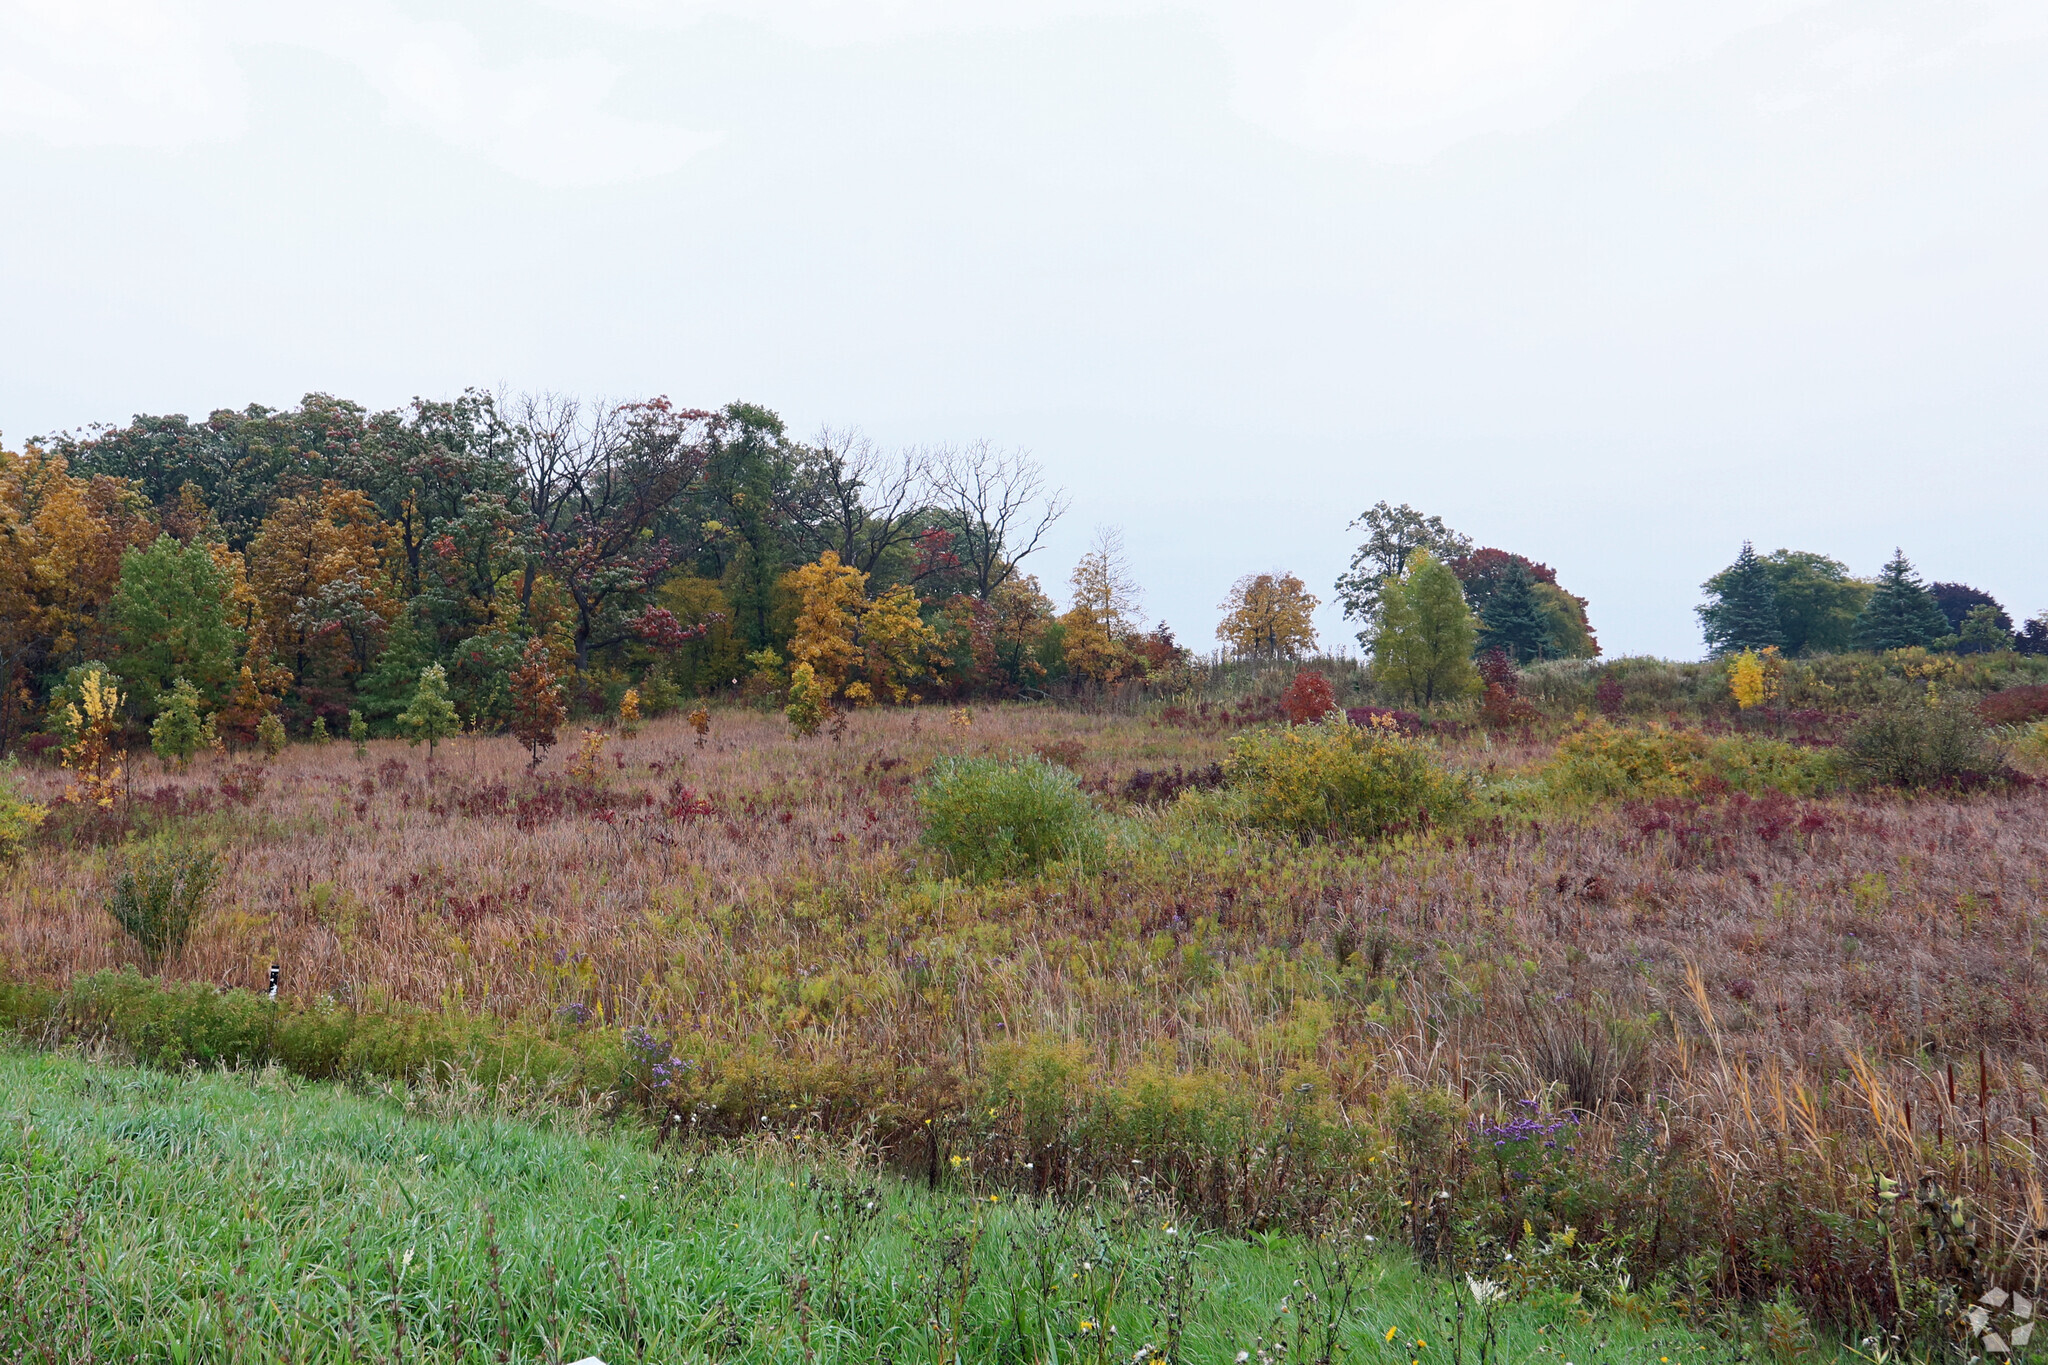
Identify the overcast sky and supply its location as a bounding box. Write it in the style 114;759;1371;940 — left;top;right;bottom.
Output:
3;0;2043;658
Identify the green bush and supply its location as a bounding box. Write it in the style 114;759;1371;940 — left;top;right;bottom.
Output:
1543;721;1832;800
106;847;220;970
1223;717;1472;840
916;753;1104;880
9;969;622;1088
1839;688;1999;789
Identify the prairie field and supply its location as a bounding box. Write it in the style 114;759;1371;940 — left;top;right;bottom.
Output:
4;694;2048;1352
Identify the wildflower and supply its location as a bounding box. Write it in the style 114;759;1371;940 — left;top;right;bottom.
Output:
1081;1321;1096;1333
950;1154;964;1168
1387;1327;1400;1343
1467;1276;1505;1305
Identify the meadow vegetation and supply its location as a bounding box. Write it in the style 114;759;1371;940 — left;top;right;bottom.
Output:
1;1047;1728;1363
3;648;2048;1360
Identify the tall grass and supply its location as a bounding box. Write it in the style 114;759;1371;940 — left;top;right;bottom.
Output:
0;705;2044;1339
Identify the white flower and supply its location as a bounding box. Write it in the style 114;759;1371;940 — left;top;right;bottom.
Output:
1467;1275;1505;1305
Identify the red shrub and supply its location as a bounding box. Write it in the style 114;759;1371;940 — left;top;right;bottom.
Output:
1280;671;1338;724
1980;684;2048;726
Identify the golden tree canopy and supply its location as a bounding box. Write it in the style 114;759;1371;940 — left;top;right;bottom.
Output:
245;484;396;681
1217;571;1319;660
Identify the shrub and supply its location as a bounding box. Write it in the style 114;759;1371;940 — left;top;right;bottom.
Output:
1279;670;1338;724
916;754;1104;880
785;662;828;738
1980;683;2048;727
1840;689;1999;788
0;765;48;864
256;711;287;757
1224;717;1471;840
1544;721;1832;800
107;847;220;970
148;678;213;767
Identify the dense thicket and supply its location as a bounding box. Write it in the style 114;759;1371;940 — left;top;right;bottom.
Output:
0;392;1097;751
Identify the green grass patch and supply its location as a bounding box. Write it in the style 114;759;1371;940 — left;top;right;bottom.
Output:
0;1048;1735;1363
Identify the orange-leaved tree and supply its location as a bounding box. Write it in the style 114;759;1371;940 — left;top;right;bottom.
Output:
509;636;566;768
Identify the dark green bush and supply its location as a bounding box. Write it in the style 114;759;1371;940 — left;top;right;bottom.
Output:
916;754;1104;880
107;846;219;970
1840;688;1999;788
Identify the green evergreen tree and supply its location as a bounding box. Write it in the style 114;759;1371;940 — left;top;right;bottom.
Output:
1372;550;1480;707
148;678;211;768
1474;560;1553;663
347;709;368;759
1853;549;1951;651
110;534;241;718
1696;542;1784;656
397;664;461;761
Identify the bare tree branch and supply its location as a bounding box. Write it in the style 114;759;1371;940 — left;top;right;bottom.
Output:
925;441;1069;600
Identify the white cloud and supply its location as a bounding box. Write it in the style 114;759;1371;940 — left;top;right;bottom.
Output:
0;0;717;184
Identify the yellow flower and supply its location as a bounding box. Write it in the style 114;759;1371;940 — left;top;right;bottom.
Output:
1387;1328;1400;1343
950;1154;964;1168
1080;1321;1096;1333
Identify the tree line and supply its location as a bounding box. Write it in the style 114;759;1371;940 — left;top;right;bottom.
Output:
0;391;1202;755
3;387;2036;755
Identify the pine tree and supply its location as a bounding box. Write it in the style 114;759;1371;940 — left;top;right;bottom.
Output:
1475;560;1552;663
1697;542;1784;655
397;664;461;762
1372;550;1479;707
1853;549;1951;651
508;637;565;769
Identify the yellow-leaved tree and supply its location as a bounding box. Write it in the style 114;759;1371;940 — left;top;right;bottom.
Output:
785;551;868;694
786;552;938;705
1060;527;1142;683
1217;572;1319;660
858;583;938;704
0;441;152;715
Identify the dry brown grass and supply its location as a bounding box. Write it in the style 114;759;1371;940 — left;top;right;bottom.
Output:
6;702;2048;1324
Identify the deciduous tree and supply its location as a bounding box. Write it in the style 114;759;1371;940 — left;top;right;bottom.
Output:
508;637;565;768
1217;572;1319;660
245;485;396;688
925;441;1069;600
111;534;241;717
397;663;460;761
1371;550;1478;707
785;551;868;694
1335;503;1471;645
